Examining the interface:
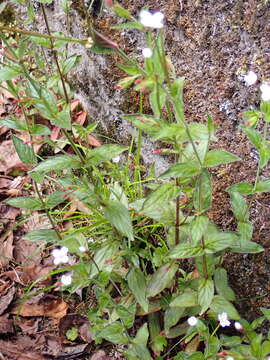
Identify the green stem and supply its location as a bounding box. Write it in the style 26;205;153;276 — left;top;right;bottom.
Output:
0;25;86;44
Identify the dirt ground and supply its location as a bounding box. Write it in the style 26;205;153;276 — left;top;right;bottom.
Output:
1;0;270;358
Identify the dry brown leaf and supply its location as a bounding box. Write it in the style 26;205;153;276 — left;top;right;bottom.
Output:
75;110;87;126
90;350;111;360
88;134;102;147
70;98;80;112
0;140;21;173
17;318;40;335
13;238;43;265
0;203;20;222
0;335;45;360
0;313;14;333
0;232;14;268
12;295;68;319
0;285;15;315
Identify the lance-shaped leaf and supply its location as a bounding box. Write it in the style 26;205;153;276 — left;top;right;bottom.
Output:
191;215;210;244
198;278;214;314
86;144;127;166
98;322;129;344
193;169;212;213
103;200;134;241
203;150;240;167
0;65;22;81
31;155;81;173
170;289;198;307
210;295;240;320
127;268;148;313
230;191;249;222
23;229;59;243
160;161;201;179
231;241;264;254
214;268;235;301
147;263;178;297
204;232;238;253
6;197;43;210
12;135;36;165
169;242;204;259
0;118;27;131
142;183;180;213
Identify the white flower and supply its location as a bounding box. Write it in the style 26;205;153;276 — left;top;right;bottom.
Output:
79;245;87;252
187;316;198;326
218;312;230;327
260;82;270;101
61;273;72;286
226;357;234;360
51;246;69;265
142;47;153;58
234;321;243;331
139;9;164;29
244;71;257;86
112;155;120;163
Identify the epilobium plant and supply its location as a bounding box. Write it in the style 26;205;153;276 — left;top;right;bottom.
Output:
1;1;270;359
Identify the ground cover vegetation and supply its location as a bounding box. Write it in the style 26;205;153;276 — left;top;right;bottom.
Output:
1;0;270;359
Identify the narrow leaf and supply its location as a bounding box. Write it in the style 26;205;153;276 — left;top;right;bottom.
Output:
210;295;240;320
12;135;36;165
147;263;178;297
198;278;214;314
160;161;201;179
6;197;43;210
214;268;235;301
193;169;212;212
203;150;240;167
191;215;210;244
169;242;204;259
23;229;59;243
127;269;148;312
86;144;127;166
230;191;249;222
170;289;198;307
104;200;133;241
31;155;81;173
142;183;179;213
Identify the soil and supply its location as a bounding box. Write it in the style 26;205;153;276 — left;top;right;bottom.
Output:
1;0;270;358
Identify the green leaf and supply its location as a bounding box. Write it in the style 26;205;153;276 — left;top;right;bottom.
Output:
111;21;143;30
30;124;51;135
193;169;212;213
0;118;27;131
86;144;127;166
227;182;254;195
230;191;248;222
204;232;238;253
126;323;152;360
23;229;59;243
104;200;134;241
191;215;210;244
66;327;78;341
62;54;81;75
127;268;148;313
237;221;253;243
147;263;178;297
117;64;141;76
254;179;270;193
203;150;240;167
6;197;43;210
214;268;235;301
210;295;240;320
160;161;201;179
90;44;115;54
0;66;22;81
116;303;136;329
32;155;81;173
261;101;270;122
149;85;166;119
45;190;67;209
260;307;270;321
170;289;198;307
169;243;204;259
112;4;131;18
231;241;264;253
241;125;263;150
142;183;179;213
12;135;36;165
198;278;214;314
98;322;129;344
164;307;185;332
53;104;71;129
